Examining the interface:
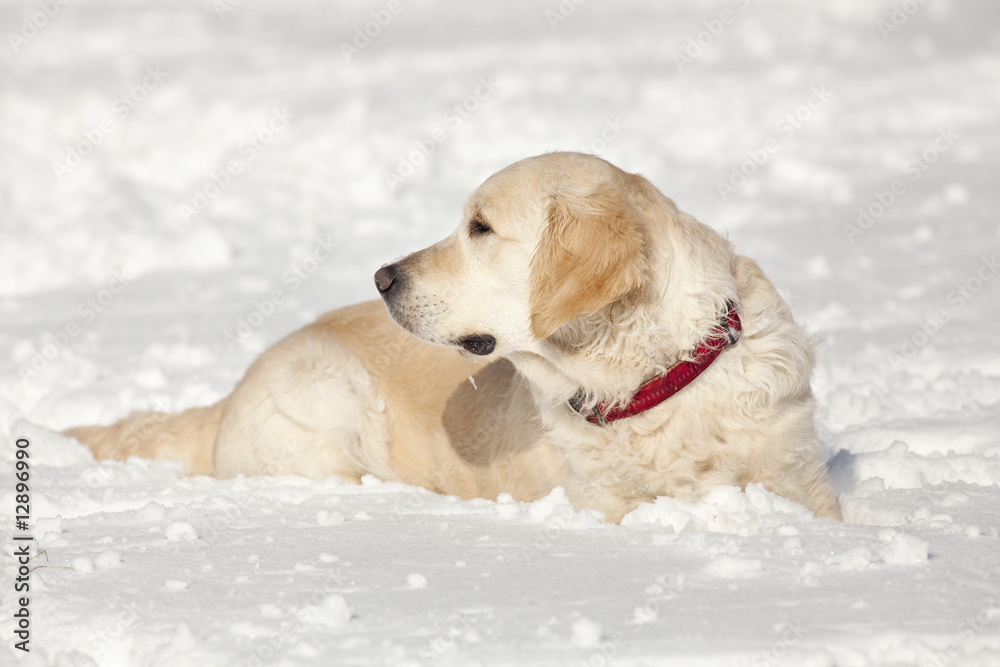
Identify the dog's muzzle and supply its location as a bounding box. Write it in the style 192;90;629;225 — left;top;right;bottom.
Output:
375;263;496;356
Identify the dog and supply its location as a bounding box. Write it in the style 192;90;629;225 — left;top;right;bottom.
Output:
66;152;841;523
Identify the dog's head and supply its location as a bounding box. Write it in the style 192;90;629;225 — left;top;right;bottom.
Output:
375;152;659;358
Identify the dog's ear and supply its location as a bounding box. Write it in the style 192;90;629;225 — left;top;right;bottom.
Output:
529;183;647;339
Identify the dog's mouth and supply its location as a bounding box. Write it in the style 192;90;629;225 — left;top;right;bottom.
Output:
456;334;496;356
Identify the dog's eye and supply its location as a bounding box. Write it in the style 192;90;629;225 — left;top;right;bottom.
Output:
469;217;492;237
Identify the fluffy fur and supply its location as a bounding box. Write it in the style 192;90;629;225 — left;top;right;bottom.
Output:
66;152;841;523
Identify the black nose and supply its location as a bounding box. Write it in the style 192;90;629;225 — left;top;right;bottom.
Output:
374;264;398;294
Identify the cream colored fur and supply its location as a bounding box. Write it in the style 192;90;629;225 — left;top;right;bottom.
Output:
66;152;840;522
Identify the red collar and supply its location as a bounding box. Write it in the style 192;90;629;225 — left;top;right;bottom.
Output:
568;301;741;425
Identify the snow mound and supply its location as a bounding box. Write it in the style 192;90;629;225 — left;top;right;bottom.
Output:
621;483;815;535
494;487;606;529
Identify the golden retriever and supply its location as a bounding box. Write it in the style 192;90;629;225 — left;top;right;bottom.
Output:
66;152;841;522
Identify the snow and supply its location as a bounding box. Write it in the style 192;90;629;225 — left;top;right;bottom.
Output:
2;0;1000;665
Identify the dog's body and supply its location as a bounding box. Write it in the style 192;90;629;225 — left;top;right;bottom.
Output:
67;153;841;522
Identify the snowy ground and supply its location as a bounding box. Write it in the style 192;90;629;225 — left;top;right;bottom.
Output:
2;0;1000;665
